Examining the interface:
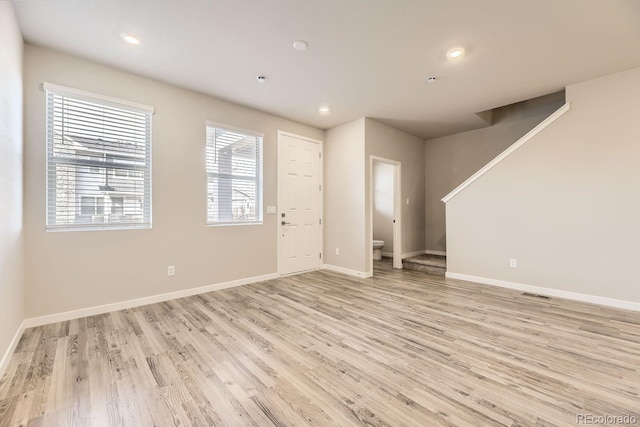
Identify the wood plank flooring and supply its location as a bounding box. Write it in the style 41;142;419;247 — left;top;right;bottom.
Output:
1;260;639;426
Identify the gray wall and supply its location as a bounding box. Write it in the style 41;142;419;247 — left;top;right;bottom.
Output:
372;161;394;255
324;118;425;275
0;2;25;365
365;118;425;265
23;44;323;318
425;92;564;253
323;119;366;272
446;66;640;303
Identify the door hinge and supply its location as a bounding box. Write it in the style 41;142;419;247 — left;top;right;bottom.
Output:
319;152;322;159
319;218;322;225
319;252;322;259
319;184;322;191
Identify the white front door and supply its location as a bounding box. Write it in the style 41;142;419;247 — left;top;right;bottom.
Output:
277;133;322;275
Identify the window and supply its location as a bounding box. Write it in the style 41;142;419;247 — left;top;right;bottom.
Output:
110;197;124;215
206;124;263;225
44;83;153;230
80;196;104;215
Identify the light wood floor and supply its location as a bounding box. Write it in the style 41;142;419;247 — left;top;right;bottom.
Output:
1;260;639;426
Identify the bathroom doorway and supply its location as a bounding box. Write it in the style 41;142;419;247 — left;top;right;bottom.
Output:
370;156;402;273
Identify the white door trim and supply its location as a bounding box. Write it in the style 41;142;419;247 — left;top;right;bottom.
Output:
277;131;323;145
369;155;402;271
276;131;323;276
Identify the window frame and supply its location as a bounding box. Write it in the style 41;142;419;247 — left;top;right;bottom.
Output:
44;82;154;232
80;196;105;216
205;121;264;226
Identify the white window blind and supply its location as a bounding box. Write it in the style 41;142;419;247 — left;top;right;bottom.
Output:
206;124;263;225
45;84;153;230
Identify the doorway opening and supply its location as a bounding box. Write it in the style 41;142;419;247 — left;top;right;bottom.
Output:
370;156;402;274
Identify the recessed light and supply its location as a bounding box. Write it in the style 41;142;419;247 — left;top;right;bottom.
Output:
318;105;331;114
121;33;141;46
256;75;267;83
446;47;465;59
293;40;309;51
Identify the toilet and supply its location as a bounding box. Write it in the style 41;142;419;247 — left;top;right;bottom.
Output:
372;240;385;260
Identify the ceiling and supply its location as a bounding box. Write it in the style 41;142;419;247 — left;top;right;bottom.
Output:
13;0;640;139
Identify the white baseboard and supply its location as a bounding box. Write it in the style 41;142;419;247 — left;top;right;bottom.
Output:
24;273;280;328
401;250;447;259
0;320;26;380
446;272;640;312
322;264;371;278
381;251;394;258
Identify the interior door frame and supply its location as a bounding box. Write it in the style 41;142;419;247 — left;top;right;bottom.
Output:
369;155;402;271
276;130;324;276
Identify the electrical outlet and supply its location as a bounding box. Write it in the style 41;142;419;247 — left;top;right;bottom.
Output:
335;248;340;255
510;259;517;268
168;265;175;276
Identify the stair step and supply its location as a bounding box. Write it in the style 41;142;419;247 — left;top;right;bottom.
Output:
404;254;446;268
403;254;446;276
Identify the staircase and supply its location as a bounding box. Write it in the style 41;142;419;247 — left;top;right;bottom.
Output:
403;254;446;276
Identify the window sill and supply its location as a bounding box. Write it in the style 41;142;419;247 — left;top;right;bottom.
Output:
207;221;263;227
46;224;152;232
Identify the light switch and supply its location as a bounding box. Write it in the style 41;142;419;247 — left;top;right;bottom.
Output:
266;206;276;214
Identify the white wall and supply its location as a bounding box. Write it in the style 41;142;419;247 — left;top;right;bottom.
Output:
372;161;394;255
0;2;25;367
323;119;366;272
324;118;424;274
425;92;564;253
446;66;640;304
23;44;323;318
365;118;425;266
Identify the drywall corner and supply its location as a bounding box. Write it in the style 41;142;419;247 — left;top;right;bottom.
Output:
0;1;25;378
324;119;367;272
